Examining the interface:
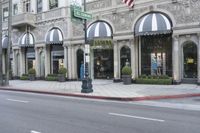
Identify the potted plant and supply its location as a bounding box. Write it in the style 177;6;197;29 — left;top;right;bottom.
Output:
121;66;132;85
58;67;67;82
28;68;36;81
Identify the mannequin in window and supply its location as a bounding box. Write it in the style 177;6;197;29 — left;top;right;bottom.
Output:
157;55;162;75
125;59;130;66
80;61;84;80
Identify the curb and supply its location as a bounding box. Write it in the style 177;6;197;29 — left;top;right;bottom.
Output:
0;87;200;101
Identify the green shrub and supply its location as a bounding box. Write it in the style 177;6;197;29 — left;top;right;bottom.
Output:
28;68;36;75
139;74;147;79
46;74;58;81
46;76;58;81
58;68;67;74
136;78;172;85
22;74;28;76
20;75;29;80
47;74;57;77
121;66;132;75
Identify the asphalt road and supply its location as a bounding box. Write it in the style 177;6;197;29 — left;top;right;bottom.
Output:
0;90;200;133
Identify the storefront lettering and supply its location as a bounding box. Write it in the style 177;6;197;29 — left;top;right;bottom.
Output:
91;40;113;49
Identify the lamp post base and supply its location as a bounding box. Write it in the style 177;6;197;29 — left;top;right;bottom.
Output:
81;77;93;93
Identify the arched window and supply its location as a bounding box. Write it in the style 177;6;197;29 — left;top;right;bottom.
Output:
120;46;131;70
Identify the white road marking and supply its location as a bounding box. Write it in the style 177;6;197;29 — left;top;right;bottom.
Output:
7;98;29;103
30;130;41;133
109;112;165;122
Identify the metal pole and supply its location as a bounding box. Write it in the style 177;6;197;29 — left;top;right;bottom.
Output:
0;0;3;86
5;0;12;85
81;0;93;93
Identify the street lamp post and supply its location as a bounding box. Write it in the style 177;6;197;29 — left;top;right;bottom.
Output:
5;0;12;85
81;0;93;93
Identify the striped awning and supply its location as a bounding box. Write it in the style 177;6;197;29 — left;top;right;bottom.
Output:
46;28;63;45
20;33;34;47
2;36;8;49
87;21;112;40
135;12;172;36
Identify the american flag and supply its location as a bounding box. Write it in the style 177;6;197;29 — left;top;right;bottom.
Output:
122;0;135;8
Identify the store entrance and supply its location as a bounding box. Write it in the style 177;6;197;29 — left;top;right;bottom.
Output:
183;42;197;79
93;49;113;79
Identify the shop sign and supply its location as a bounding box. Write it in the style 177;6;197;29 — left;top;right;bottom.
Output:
91;40;113;49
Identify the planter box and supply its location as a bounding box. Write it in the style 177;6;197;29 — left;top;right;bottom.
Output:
58;74;66;82
136;78;172;85
29;74;36;81
122;75;132;85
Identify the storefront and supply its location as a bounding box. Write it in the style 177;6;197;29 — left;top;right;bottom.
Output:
46;28;64;74
134;12;172;77
20;32;35;74
87;21;113;79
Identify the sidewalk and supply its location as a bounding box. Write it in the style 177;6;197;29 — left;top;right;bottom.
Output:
0;80;200;101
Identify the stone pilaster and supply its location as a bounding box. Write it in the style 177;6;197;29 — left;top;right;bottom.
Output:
64;46;68;78
130;38;136;80
45;46;50;76
198;33;200;85
113;40;120;81
67;44;72;80
172;35;181;84
35;47;40;77
20;48;25;76
2;50;6;74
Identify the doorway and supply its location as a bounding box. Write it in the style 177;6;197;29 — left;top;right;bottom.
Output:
183;42;197;79
93;49;113;79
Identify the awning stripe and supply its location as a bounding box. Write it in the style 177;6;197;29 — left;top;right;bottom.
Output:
135;12;172;36
87;21;112;39
46;28;63;44
2;36;8;49
20;33;34;47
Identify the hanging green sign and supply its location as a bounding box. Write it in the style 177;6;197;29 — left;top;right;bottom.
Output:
91;40;113;49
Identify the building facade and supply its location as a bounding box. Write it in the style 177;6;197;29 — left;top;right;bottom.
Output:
1;0;200;84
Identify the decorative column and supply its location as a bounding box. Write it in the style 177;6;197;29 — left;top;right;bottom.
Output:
2;51;5;74
130;38;136;80
67;44;72;80
172;35;181;84
13;50;17;77
20;48;25;76
35;47;40;78
45;46;50;76
71;45;76;79
64;46;68;78
198;33;200;85
113;40;120;82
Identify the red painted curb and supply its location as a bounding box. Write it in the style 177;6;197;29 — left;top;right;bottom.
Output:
1;87;200;101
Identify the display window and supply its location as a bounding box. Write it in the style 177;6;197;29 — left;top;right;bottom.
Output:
141;35;172;76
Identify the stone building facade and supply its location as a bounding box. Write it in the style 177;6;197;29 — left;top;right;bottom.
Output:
1;0;200;84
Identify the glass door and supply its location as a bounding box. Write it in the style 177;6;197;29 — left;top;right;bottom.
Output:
183;43;197;78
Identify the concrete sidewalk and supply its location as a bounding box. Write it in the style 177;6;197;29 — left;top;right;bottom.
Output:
0;80;200;101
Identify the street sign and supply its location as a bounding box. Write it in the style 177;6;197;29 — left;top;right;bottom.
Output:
70;5;82;23
74;9;92;20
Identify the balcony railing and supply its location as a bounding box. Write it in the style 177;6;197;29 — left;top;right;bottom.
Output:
36;7;68;23
12;13;36;28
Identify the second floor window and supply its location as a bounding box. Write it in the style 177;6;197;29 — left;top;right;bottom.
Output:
3;7;8;21
23;0;31;12
37;0;43;13
49;0;58;10
13;4;18;15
